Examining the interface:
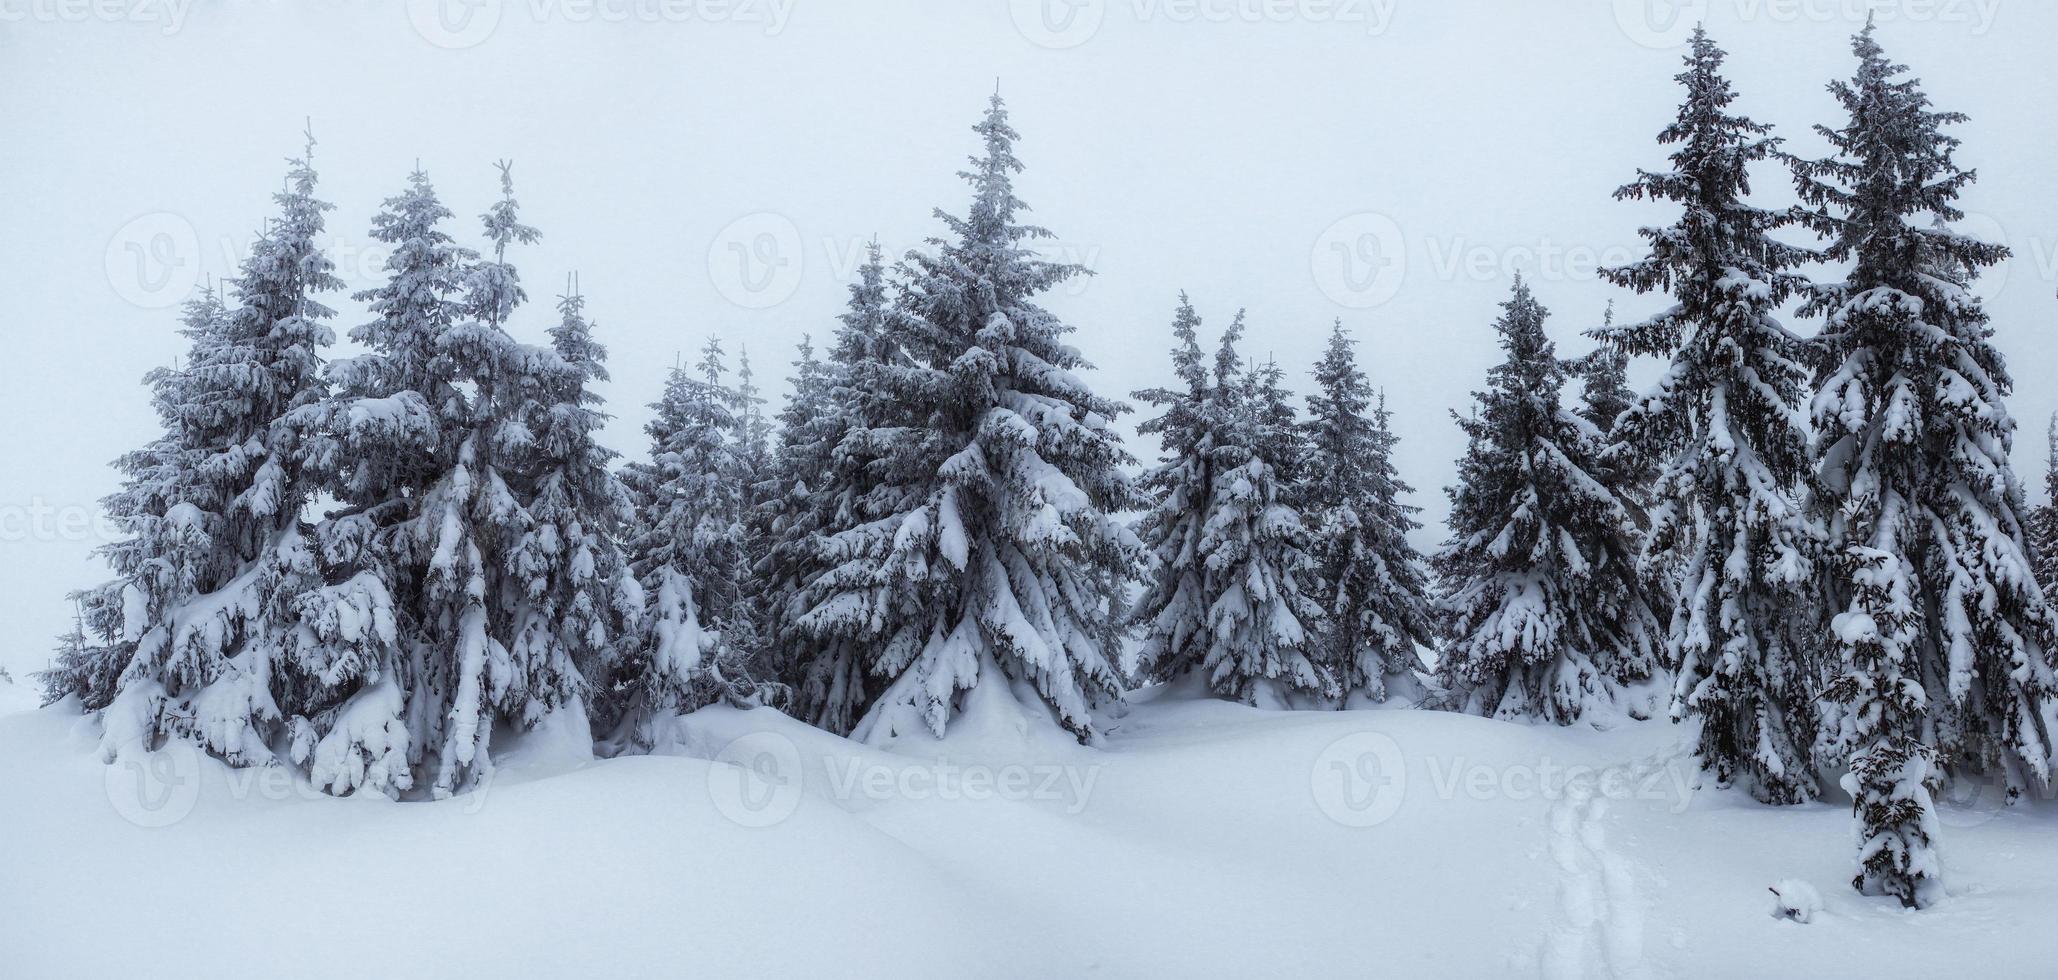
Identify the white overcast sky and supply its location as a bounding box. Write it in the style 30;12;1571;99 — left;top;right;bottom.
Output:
2;0;2053;676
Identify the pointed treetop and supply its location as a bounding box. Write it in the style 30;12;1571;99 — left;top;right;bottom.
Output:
1488;274;1561;399
1214;309;1247;387
481;159;541;257
1164;291;1207;393
2047;412;2058;501
697;335;727;386
961;93;1027;243
1685;22;1718;63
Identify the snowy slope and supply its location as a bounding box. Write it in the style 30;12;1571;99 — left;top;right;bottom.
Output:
1;672;2053;978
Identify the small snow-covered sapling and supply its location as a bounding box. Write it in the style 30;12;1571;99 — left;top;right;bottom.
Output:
1768;879;1823;923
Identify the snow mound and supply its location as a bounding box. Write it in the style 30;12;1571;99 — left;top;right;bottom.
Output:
1769;878;1824;923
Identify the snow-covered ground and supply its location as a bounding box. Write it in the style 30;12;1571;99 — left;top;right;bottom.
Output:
2;672;2053;979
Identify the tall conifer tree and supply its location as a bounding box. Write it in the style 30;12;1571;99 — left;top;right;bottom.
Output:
1599;27;1822;803
1791;22;2057;906
806;96;1139;742
1435;277;1660;723
1132;295;1221;689
47;138;386;779
1302;322;1434;705
2030;414;2058;597
609;340;758;748
317;163;593;796
773;244;902;733
1195;350;1330;705
505;282;640;735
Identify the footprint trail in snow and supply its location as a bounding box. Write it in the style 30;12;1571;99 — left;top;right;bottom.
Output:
1539;748;1679;980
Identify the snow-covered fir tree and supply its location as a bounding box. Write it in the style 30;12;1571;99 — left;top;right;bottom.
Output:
608;338;762;749
2031;414;2058;597
804;95;1140;742
1576;304;1674;635
314;163;592;796
1790;22;2058;906
1597;27;1823;804
45;591;120;709
687;337;761;671
1577;304;1665;516
771;242;906;733
41;286;233;713
1131;294;1222;689
726;343;775;674
1227;347;1326;701
44;138;386;777
769;335;834;494
1301;322;1434;705
733;345;775;491
1575;306;1635;436
1434;276;1661;724
1137;306;1327;703
1219;356;1330;704
758;334;833;687
504;280;641;738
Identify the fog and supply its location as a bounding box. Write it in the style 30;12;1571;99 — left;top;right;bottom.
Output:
3;0;2052;677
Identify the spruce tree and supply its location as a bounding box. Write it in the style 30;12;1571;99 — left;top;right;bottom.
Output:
1199;349;1331;705
689;337;759;664
2031;414;2058;597
1577;304;1664;519
1791;22;2057;906
504;281;641;734
1434;276;1661;724
809;95;1140;742
41;287;231;712
775;243;903;733
317;164;583;796
726;344;775;676
608;341;754;749
1302;322;1434;705
306;169;471;796
1575;307;1635;437
1583;305;1677;680
733;345;775;491
1135;306;1328;704
1132;294;1221;690
47;138;379;776
1598;27;1822;804
769;336;834;495
759;334;833;695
